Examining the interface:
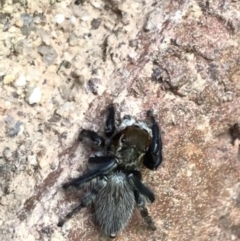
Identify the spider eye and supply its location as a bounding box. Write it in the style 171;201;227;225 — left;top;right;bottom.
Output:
121;137;126;143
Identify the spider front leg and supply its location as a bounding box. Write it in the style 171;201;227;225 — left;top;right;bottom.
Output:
143;110;162;170
58;180;107;227
78;129;105;147
105;104;116;137
63;157;118;189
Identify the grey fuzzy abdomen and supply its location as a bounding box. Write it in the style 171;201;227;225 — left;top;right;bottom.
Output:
94;173;135;237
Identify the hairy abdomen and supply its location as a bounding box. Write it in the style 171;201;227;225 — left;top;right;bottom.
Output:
94;173;135;237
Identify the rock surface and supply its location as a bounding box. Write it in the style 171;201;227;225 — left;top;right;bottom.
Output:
1;0;240;241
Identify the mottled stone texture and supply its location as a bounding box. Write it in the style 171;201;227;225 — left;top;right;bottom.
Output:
1;0;240;241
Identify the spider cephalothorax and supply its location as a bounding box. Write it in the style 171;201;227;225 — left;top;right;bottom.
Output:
58;105;162;238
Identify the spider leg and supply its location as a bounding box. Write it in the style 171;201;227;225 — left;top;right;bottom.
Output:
105;104;116;137
88;155;115;164
58;180;107;227
128;173;155;203
128;173;156;231
137;202;157;231
143;110;162;170
78;129;105;147
63;157;117;189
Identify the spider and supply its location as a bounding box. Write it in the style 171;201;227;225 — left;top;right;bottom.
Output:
58;104;162;238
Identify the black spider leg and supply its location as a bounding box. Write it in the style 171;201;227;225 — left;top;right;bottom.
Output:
143;110;162;170
88;156;115;164
78;129;105;147
63;157;118;189
58;180;107;227
137;198;156;231
128;173;156;231
105;104;116;137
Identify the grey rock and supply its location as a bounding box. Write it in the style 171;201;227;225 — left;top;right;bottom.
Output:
3;147;13;161
87;78;100;95
20;13;35;36
0;12;9;25
68;33;79;46
37;44;58;65
91;18;102;30
7;121;24;137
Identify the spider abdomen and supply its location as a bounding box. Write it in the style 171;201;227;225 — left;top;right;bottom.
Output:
94;173;135;238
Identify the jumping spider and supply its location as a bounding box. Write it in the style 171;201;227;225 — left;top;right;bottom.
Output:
58;105;162;238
